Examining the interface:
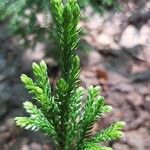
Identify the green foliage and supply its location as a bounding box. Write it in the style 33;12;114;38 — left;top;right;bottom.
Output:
0;0;51;46
84;143;113;150
80;0;120;13
16;101;56;136
0;0;26;20
15;0;125;149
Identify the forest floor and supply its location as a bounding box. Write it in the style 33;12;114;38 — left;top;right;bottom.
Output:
0;0;150;150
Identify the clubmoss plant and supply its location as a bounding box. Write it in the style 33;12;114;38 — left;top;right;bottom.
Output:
15;0;125;149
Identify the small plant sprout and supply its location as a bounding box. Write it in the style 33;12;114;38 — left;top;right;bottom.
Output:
15;0;125;149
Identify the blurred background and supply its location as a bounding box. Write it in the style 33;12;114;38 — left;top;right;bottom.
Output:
0;0;150;149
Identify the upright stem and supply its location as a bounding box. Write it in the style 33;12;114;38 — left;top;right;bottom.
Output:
50;0;80;149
